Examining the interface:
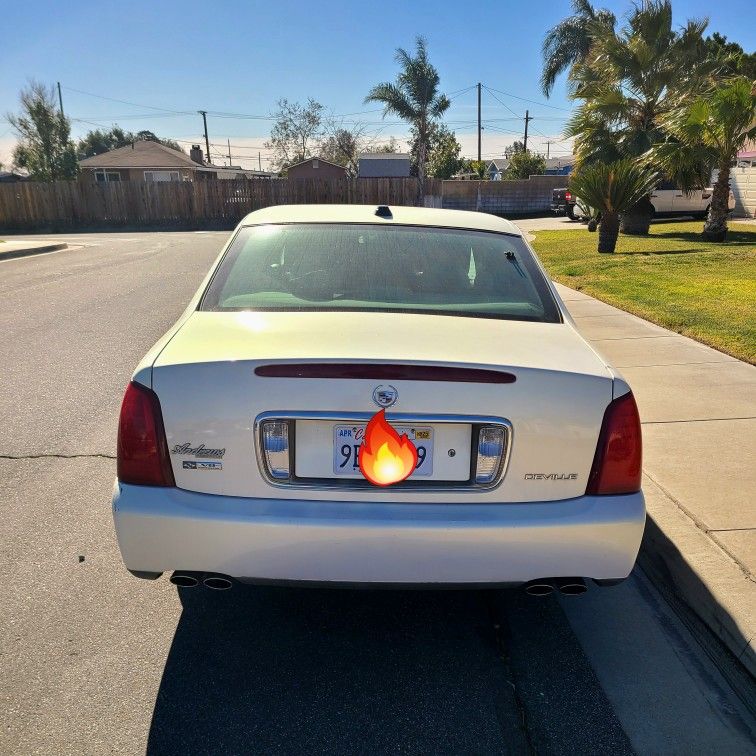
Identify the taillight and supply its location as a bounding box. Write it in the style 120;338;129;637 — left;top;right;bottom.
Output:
260;420;291;480
475;426;507;485
117;381;175;486
586;392;642;495
565;191;572;202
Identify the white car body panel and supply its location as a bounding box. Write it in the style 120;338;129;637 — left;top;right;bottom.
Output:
113;484;644;584
113;205;645;585
151;311;612;502
649;187;736;215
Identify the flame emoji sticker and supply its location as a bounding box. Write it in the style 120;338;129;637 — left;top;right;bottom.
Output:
358;409;418;486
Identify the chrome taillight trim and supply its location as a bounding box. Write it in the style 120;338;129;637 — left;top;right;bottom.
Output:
253;411;513;492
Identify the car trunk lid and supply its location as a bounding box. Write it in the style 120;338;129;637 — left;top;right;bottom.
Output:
152;311;613;502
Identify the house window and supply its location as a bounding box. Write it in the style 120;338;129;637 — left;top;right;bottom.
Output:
144;171;180;182
94;170;121;183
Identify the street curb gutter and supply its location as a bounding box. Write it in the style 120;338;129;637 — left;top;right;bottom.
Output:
639;477;756;683
0;243;68;261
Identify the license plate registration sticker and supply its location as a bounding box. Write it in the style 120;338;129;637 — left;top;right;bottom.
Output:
332;424;433;477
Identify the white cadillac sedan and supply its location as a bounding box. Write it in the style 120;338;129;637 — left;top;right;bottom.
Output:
113;205;644;594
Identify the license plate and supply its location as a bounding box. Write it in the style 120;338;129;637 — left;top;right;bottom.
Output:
332;424;433;477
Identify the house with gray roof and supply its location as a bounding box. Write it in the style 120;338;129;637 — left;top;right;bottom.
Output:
79;140;272;183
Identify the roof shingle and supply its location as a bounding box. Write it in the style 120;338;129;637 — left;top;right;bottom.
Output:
79;140;197;169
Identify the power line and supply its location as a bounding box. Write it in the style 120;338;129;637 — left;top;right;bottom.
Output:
62;85;194;115
483;84;572;112
482;86;522;119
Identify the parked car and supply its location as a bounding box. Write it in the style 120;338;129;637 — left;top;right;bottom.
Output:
551;187;579;219
649;180;735;218
113;205;645;593
553;181;735;220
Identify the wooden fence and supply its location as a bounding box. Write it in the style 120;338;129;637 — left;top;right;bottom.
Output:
0;178;438;231
0;174;565;230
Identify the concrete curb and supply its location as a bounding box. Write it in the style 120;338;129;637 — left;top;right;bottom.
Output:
639;469;756;683
0;242;68;261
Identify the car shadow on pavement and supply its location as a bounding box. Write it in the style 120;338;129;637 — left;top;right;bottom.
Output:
145;585;518;755
146;583;632;755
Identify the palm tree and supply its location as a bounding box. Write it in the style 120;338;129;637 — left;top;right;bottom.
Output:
655;78;756;241
565;1;710;234
540;0;615;98
569;159;659;253
365;37;450;200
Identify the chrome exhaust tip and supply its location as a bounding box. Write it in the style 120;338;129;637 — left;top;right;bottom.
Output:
555;577;587;595
524;580;555;597
170;572;199;588
203;575;233;591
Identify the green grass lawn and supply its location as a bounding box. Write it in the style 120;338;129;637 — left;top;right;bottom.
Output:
531;221;756;363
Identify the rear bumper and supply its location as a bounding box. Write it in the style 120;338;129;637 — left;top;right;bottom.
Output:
112;482;645;585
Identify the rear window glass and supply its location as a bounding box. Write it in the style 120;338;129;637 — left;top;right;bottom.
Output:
200;223;561;323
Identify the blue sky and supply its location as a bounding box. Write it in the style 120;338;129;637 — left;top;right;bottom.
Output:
1;0;753;169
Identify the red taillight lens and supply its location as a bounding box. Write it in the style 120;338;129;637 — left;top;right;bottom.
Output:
586;392;642;495
117;382;175;487
565;191;572;202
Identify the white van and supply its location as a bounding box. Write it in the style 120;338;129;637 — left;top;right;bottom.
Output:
649;180;735;218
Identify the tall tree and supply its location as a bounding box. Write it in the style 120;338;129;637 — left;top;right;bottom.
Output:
78;126;133;157
565;1;710;233
318;118;375;174
265;98;324;170
504;140;525;158
318;128;360;173
540;0;615;98
655;78;756;241
365;36;450;198
703;33;756;80
8;81;77;181
78;127;184;158
370;137;400;153
425;125;463;179
504;150;546;180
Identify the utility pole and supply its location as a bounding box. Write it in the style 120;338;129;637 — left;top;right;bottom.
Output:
544;140;553;160
227;138;232;167
198;110;210;164
57;82;65;119
523;109;533;152
258;152;262;171
477;83;482;162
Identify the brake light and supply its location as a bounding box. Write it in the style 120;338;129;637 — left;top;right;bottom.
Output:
117;382;175;486
565;191;572;202
586;392;642;495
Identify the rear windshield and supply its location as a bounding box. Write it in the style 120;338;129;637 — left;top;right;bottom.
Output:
200;223;561;323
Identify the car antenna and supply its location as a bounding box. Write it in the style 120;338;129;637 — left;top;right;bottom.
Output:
375;205;392;218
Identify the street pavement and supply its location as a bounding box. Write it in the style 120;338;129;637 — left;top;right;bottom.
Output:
1;231;754;755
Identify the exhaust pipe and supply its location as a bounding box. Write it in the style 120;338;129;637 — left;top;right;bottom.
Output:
555;577;587;595
524;580;555;597
170;572;200;588
203;575;233;590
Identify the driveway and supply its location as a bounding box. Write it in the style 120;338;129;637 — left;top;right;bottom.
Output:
1;232;753;754
514;215;583;233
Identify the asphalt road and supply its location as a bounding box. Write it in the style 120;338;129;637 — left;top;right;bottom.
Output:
1;232;754;755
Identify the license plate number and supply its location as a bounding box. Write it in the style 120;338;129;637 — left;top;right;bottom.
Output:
332;424;433;477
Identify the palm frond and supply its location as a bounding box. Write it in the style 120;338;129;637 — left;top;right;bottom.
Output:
569;159;659;214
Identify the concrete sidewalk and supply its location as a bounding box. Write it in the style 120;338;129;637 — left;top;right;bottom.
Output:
0;239;67;261
556;282;756;677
